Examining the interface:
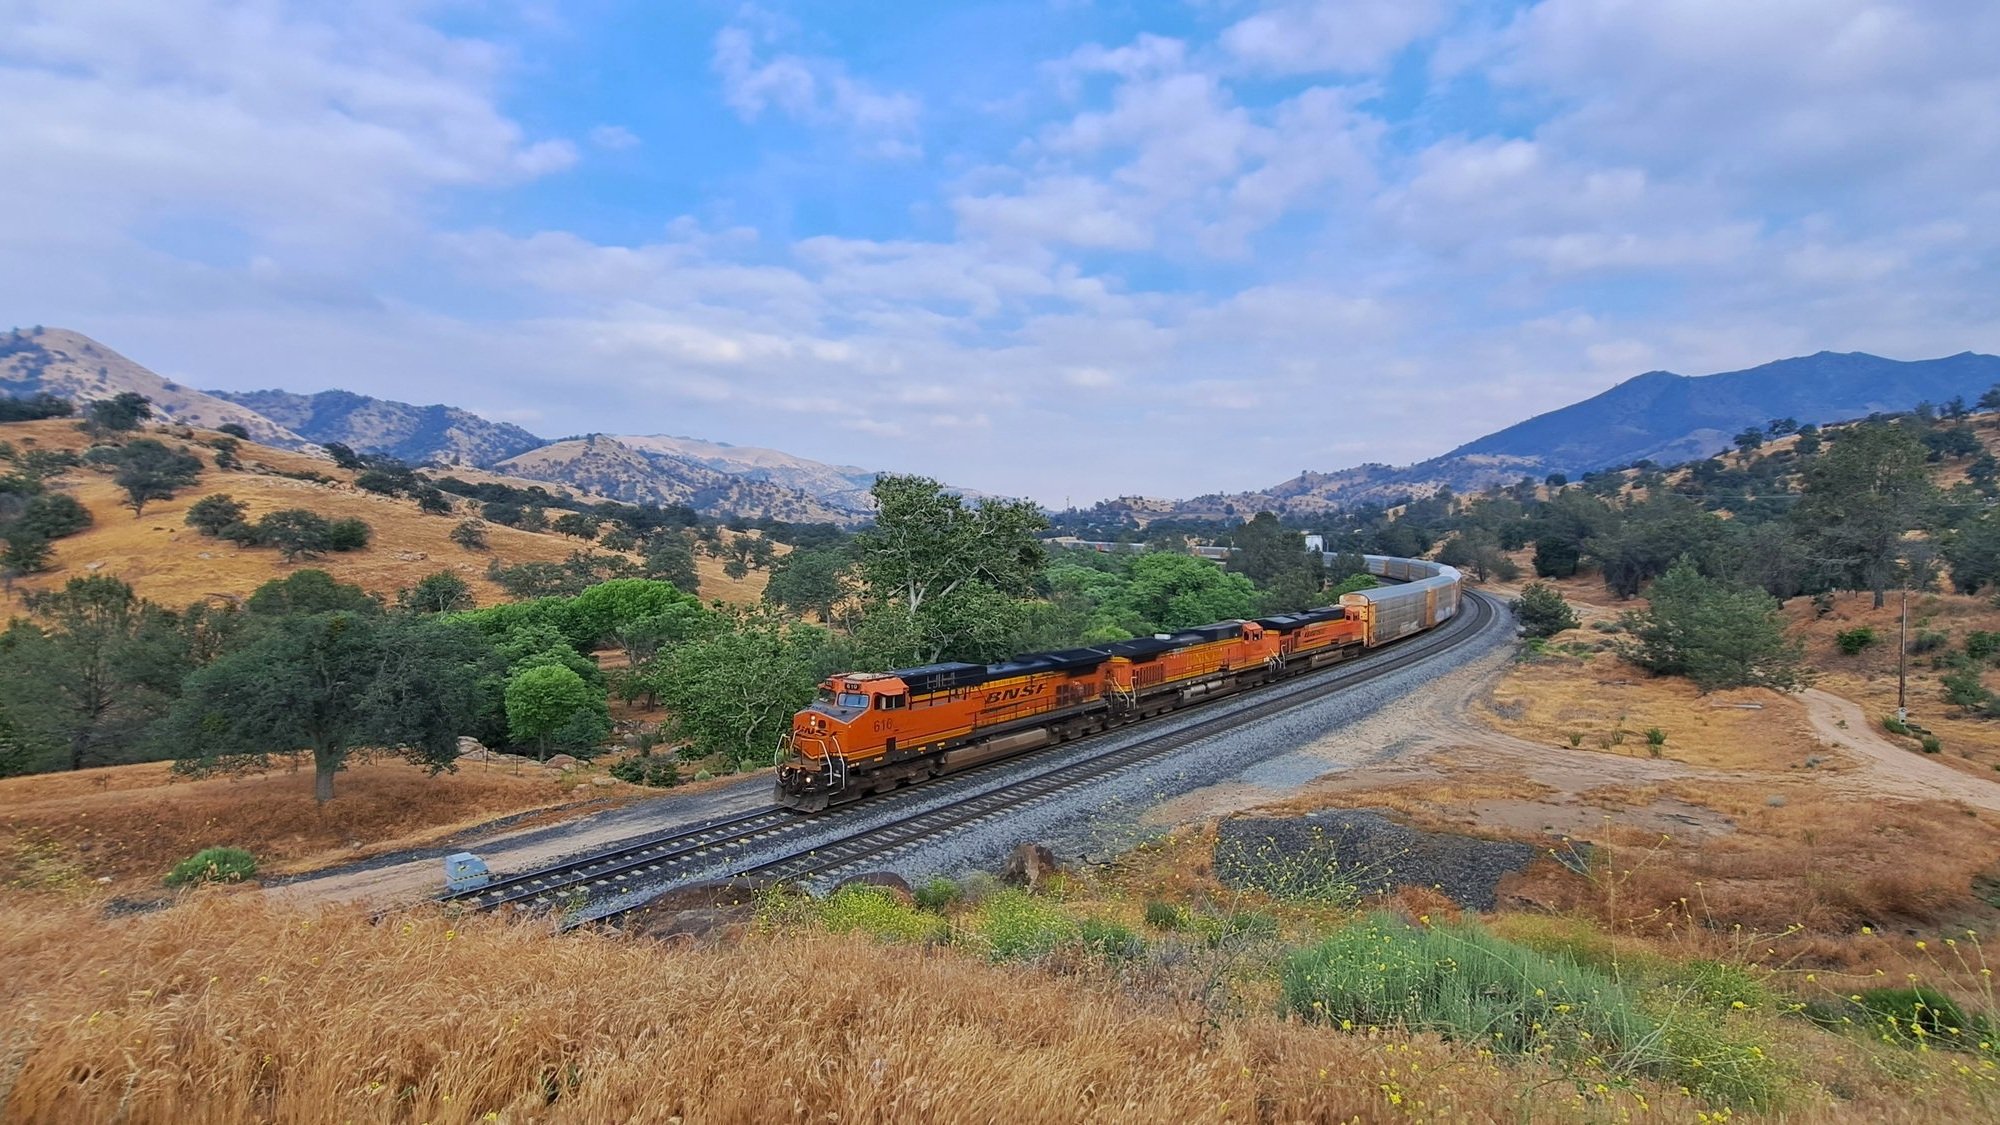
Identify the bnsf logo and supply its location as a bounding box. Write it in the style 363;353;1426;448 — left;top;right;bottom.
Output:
984;682;1047;705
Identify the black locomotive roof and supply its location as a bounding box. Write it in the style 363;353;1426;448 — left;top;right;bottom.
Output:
1100;636;1179;660
1027;646;1115;671
891;661;989;695
982;655;1056;678
1177;621;1243;642
1256;606;1345;632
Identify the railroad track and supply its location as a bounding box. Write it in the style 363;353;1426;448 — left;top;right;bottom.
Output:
720;591;1498;892
449;591;1498;922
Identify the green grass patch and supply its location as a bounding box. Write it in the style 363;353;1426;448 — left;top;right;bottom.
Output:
1282;913;1780;1109
963;888;1079;960
809;886;946;944
913;877;961;912
164;846;257;888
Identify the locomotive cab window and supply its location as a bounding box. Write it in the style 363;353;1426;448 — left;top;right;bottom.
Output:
837;692;869;709
878;694;907;710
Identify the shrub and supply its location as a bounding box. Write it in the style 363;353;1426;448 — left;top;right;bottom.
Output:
1670;960;1770;1012
811;886;945;944
1909;629;1949;655
964;888;1078;961
216;422;251;439
608;753;680;788
1966;631;2000;663
1143;899;1188;930
914;877;961;912
1078;917;1145;960
1854;987;1995;1048
1283;915;1654;1058
1882;714;1912;736
1835;626;1877;655
322;517;372;552
1942;667;1995;713
0;392;74;422
1921;735;1943;754
450;519;489;551
353;468;404;496
164;846;257;887
16;493;91;539
1510;582;1579;638
1645;727;1667;748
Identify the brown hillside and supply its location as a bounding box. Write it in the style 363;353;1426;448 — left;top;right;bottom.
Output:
1;419;770;609
1;327;307;448
497;433;858;524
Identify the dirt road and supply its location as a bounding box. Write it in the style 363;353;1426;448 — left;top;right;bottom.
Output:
1801;688;2000;812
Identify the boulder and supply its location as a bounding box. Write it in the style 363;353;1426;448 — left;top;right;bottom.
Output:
628;907;749;945
1213;808;1542;912
544;753;579;770
456;736;490;761
639;877;775;914
999;843;1063;891
834;871;914;901
620;878;775;944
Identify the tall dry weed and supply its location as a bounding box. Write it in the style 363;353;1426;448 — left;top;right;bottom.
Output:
0;896;1733;1124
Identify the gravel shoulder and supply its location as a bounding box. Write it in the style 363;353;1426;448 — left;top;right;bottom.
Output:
279;594;1517;909
269;774;773;906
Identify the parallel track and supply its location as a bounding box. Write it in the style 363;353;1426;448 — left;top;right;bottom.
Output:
449;591;1498;922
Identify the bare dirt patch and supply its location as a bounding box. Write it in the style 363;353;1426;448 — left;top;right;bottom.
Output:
0;755;645;896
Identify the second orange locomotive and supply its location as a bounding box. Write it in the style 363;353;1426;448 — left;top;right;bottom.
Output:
776;604;1366;811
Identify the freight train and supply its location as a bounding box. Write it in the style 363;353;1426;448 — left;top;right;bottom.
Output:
774;554;1463;811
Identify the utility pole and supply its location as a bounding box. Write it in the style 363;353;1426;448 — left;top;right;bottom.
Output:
1897;583;1909;723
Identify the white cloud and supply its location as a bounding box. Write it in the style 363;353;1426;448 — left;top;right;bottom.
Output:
7;2;1999;504
711;18;921;158
954;177;1154;250
0;0;574;250
587;124;640;151
1222;0;1449;74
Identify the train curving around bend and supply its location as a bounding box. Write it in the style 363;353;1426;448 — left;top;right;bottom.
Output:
775;554;1462;811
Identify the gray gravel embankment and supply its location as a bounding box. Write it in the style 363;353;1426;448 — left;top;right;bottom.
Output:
295;593;1515;919
791;592;1520;893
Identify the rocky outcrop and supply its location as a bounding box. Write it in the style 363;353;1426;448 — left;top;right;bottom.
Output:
1213;809;1542;911
999;843;1064;891
620;877;773;944
835;871;915;900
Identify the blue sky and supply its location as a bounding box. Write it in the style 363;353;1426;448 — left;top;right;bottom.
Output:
3;1;1996;501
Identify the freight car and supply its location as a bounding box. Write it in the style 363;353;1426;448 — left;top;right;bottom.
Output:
775;554;1462;811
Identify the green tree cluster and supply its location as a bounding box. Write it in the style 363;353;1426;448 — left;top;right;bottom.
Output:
1621;561;1805;692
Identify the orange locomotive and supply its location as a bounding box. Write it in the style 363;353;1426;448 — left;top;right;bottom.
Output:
776;605;1366;811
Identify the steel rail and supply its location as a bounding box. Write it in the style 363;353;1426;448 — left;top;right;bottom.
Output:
575;591;1499;926
724;592;1498;890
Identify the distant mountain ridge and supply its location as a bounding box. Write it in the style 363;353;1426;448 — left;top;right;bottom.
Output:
1155;350;2000;520
493;434;859;524
210;387;546;467
13;328;1996;525
2;326;896;523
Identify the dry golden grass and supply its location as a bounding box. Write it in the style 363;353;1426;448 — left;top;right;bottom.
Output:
0;895;1851;1124
1502;779;2000;938
0;757;640;891
1484;647;1817;771
1;419;769;610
